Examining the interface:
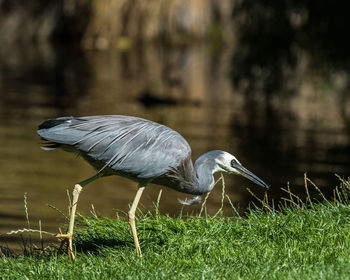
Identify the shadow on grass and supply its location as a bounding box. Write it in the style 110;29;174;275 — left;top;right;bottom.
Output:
74;235;129;254
71;214;170;256
74;234;168;256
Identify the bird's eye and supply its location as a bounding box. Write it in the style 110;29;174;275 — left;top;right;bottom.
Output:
231;159;237;166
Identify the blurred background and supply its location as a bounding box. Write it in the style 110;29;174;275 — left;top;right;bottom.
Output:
1;0;350;248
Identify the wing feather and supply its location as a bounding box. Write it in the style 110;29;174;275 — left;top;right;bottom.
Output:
38;115;192;179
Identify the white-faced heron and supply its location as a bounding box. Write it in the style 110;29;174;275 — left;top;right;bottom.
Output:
38;115;267;259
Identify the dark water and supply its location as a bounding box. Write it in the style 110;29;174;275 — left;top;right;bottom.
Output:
1;38;350;249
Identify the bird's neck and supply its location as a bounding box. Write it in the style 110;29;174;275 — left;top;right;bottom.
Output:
193;156;217;194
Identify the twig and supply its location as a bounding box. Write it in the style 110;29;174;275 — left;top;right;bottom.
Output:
47;204;69;220
334;186;342;204
24;193;30;229
281;187;303;206
39;220;44;252
199;192;210;217
263;192;271;211
225;195;240;217
246;188;272;211
155;189;162;216
307;177;326;201
90;204;98;219
335;174;350;203
281;197;300;208
23;193;33;251
199;175;224;217
6;228;55;236
39;220;42;240
304;173;314;208
333;188;339;204
66;189;72;215
213;173;225;218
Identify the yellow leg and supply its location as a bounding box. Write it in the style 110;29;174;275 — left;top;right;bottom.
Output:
56;184;82;260
128;184;146;257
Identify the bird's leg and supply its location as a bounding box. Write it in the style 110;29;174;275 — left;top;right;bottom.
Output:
56;173;102;259
128;184;146;257
56;184;82;260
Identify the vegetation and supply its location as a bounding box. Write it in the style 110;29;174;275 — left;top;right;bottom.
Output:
1;176;350;279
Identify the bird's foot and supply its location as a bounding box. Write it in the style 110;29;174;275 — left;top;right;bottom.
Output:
135;244;143;257
56;232;75;260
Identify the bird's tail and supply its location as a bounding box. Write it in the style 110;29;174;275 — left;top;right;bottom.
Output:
40;142;61;151
38;117;73;130
37;117;74;150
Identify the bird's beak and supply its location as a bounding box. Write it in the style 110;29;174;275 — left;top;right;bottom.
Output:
232;163;268;188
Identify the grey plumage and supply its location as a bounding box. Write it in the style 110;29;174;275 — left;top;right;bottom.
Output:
38;115;267;197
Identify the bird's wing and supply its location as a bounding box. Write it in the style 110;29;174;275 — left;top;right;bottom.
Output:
38;115;192;179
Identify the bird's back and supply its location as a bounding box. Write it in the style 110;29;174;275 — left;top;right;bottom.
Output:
38;115;192;181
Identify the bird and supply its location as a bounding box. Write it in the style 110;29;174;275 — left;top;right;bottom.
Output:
37;115;267;259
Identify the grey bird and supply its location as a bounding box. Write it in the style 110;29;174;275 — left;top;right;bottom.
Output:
38;115;267;259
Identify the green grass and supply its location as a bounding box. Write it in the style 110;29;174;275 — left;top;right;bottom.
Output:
2;176;350;279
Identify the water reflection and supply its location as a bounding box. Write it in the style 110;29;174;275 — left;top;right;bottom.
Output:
231;0;350;201
1;37;350;249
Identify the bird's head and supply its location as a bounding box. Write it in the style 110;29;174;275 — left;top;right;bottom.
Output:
213;151;268;188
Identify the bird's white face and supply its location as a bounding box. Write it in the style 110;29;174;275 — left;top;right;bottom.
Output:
214;151;267;188
214;152;241;174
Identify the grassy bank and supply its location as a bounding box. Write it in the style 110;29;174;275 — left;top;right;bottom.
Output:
1;177;350;279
